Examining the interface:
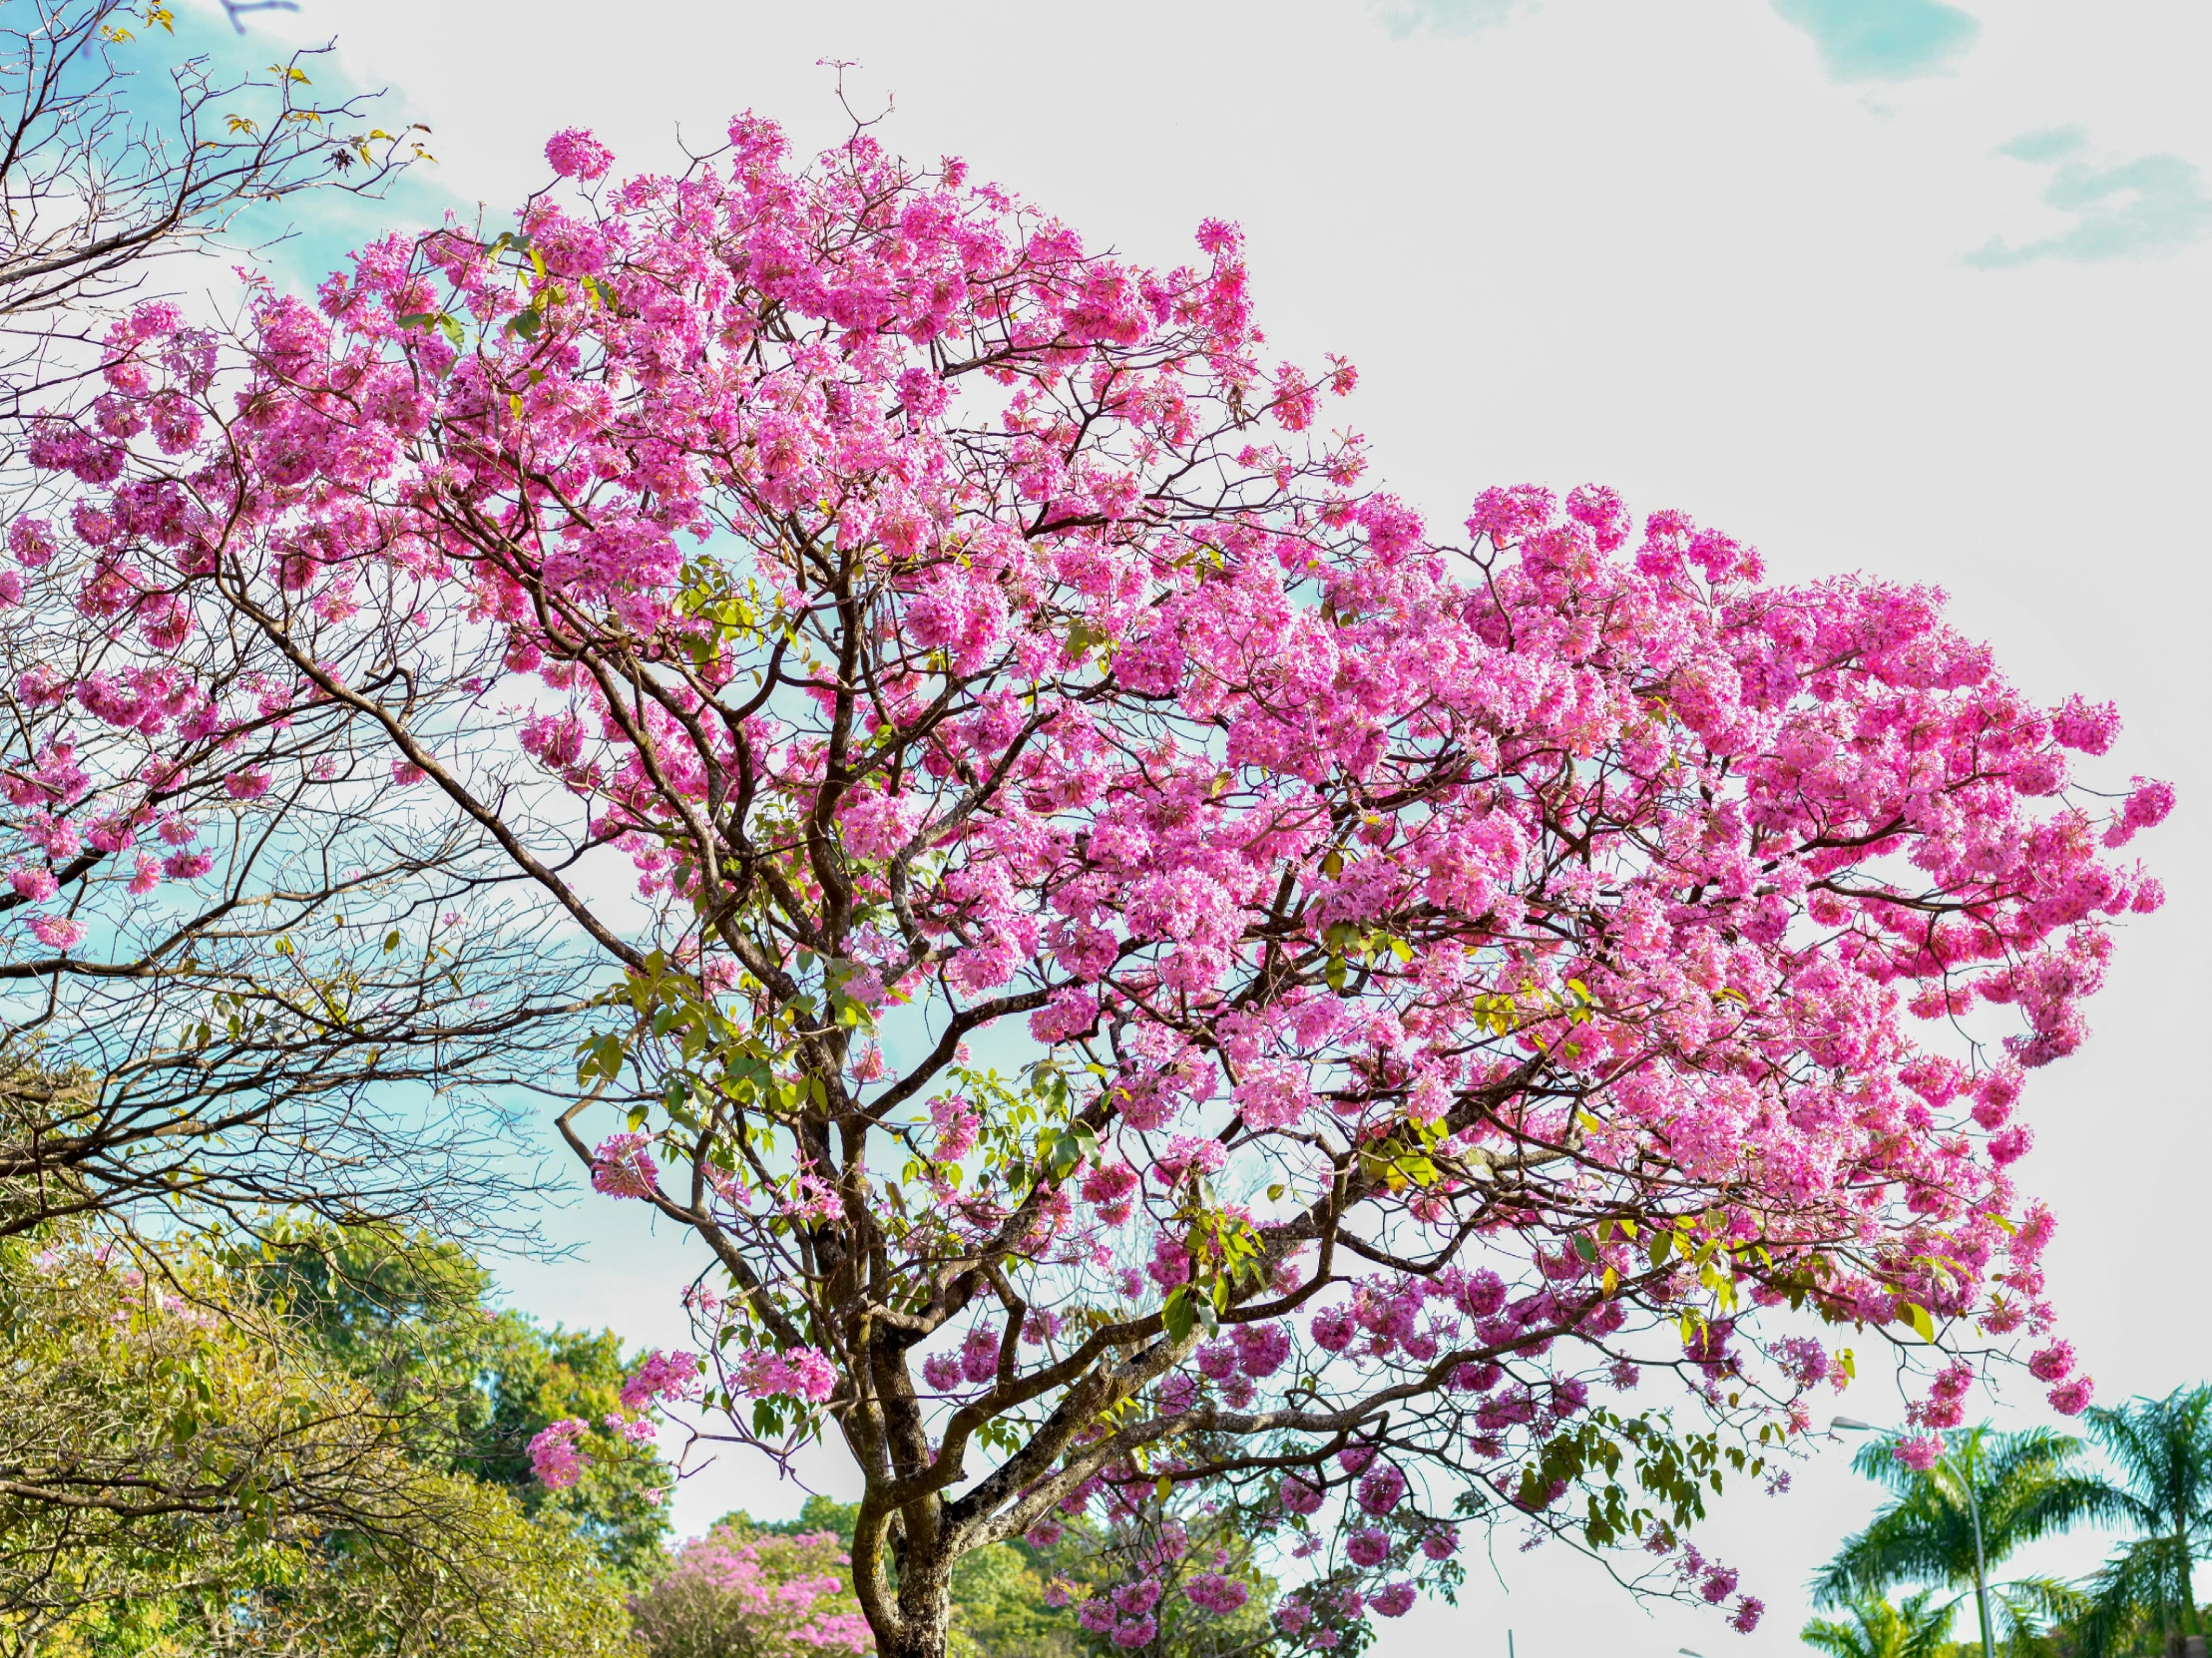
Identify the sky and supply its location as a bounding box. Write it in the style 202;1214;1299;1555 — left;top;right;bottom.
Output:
160;0;2212;1650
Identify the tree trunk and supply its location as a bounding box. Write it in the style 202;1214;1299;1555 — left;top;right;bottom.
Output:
864;1534;955;1658
874;1620;951;1658
2180;1537;2200;1638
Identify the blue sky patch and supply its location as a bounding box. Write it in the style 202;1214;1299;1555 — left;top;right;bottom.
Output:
1370;0;1526;38
1970;128;2212;266
1770;0;1980;82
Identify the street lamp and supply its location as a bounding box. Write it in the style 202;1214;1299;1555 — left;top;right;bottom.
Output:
1830;1419;1994;1658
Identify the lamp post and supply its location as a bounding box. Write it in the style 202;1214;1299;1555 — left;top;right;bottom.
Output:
1831;1419;1995;1658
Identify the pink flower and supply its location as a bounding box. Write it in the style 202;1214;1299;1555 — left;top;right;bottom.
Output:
528;1418;591;1489
9;867;58;902
960;1324;1000;1384
2027;1341;2074;1383
545;126;614;181
1112;1580;1163;1617
2050;694;2121;754
27;915;86;951
1355;1464;1406;1515
1279;1476;1324;1515
1184;1573;1250;1616
1081;1161;1140;1223
222;767;271;801
929;1095;980;1163
733;1345;838;1404
590;1131;659;1199
1370;1582;1417;1618
1894;1435;1945;1472
9;518;55;567
922;1352;964;1392
1232;1320;1291;1377
621;1349;701;1412
2048;1377;2095;1416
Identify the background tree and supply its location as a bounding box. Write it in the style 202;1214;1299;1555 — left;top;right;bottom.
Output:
629;1523;871;1658
709;1495;1080;1658
700;1496;1273;1658
2063;1387;2212;1658
1814;1428;2100;1654
241;1221;674;1582
0;2;586;1256
0;0;427;421
31;104;2172;1658
0;1223;639;1657
1802;1590;1958;1658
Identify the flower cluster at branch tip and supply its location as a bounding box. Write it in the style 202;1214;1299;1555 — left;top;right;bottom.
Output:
590;1130;659;1199
732;1344;838;1404
527;1417;590;1490
621;1347;702;1412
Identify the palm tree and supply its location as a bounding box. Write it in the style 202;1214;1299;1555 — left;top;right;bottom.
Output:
2068;1386;2212;1658
1803;1590;1958;1658
1815;1426;2108;1655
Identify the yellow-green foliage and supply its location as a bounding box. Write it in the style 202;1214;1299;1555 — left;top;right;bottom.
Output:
0;1228;636;1658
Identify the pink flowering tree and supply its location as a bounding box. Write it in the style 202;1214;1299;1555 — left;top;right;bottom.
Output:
630;1524;872;1658
26;107;2172;1658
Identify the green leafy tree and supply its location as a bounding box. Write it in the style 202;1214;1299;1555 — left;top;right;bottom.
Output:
1815;1428;2104;1654
1802;1591;1959;1658
946;1542;1077;1658
2064;1387;2212;1658
468;1311;674;1581
243;1222;672;1583
0;1226;635;1658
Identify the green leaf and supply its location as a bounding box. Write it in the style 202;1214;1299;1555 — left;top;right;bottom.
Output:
1572;1234;1599;1264
1163;1287;1195;1345
1902;1301;1936;1342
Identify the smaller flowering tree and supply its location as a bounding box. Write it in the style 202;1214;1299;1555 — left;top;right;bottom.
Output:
630;1525;873;1658
33;103;2172;1658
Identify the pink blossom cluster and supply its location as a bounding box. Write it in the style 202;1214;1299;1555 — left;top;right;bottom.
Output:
591;1131;660;1200
527;1417;591;1490
621;1348;702;1412
731;1344;838;1404
634;1526;871;1656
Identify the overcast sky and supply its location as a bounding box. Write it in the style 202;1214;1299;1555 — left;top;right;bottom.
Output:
193;0;2212;1649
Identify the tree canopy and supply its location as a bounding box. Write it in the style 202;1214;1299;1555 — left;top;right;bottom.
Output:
0;84;2171;1658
